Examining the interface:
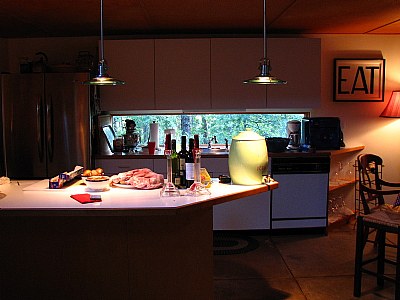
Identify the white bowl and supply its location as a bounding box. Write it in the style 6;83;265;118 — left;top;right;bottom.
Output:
83;175;111;191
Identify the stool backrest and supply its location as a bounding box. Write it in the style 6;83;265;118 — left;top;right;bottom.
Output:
357;154;384;214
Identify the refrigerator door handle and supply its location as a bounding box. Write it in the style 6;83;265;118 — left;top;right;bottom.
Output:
46;96;54;162
37;96;45;162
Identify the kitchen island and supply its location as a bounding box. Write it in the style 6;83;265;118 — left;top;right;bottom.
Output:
0;179;277;300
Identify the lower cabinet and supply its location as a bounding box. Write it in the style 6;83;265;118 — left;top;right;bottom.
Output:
213;193;271;230
95;159;154;175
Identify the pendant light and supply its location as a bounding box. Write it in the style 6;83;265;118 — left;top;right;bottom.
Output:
243;0;286;85
83;0;125;86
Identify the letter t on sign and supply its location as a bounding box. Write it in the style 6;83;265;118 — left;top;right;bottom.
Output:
334;58;385;102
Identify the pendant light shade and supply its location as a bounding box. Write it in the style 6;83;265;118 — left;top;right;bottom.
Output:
380;91;400;118
83;0;125;86
244;0;286;85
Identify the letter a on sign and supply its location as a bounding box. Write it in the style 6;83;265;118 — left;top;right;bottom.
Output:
334;59;385;102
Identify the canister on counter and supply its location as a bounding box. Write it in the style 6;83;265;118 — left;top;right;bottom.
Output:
113;137;124;152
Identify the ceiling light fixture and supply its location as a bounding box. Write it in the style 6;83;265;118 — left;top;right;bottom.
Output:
380;90;400;117
83;0;125;86
243;0;286;85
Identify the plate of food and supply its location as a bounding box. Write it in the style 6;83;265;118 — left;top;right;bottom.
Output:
112;183;136;189
110;168;164;190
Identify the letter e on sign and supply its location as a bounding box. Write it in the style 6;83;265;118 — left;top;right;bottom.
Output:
334;59;385;102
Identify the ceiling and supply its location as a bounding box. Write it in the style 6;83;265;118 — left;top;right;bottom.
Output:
1;0;400;38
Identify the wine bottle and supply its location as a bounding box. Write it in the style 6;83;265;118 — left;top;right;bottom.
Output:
185;138;195;188
171;139;180;187
164;133;171;152
194;134;200;150
178;136;189;188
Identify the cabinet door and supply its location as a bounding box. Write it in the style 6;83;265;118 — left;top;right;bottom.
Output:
211;38;267;109
100;40;155;111
201;157;229;178
155;39;211;110
266;38;321;109
213;193;270;230
95;159;154;175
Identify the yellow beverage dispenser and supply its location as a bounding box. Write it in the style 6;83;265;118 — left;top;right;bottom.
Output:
228;128;268;185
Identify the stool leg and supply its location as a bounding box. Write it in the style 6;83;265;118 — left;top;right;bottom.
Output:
354;216;365;297
377;229;386;287
395;227;400;300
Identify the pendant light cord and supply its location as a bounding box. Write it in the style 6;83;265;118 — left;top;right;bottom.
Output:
100;0;105;63
263;0;267;60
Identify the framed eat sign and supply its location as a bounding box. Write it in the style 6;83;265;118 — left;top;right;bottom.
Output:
334;58;385;102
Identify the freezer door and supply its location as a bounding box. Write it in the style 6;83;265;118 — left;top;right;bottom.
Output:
2;74;47;178
45;73;90;176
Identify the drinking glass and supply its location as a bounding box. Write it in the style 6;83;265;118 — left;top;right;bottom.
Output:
160;150;180;197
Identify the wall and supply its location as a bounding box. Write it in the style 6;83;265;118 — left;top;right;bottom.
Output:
307;34;400;182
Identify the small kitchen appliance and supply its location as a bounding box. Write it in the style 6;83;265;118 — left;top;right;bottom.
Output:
228;128;268;185
301;117;343;150
286;120;301;150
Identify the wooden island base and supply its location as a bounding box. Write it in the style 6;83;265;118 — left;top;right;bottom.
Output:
1;209;213;299
0;179;278;299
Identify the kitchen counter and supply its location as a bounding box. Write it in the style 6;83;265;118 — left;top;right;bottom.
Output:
0;179;277;299
0;179;277;216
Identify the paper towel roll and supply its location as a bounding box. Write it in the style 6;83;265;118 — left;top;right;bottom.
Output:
149;122;159;149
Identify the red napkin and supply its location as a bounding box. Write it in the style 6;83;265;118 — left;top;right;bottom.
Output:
70;194;102;204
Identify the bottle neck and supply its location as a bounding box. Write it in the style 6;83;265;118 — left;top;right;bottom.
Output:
172;140;177;152
181;136;187;151
188;138;194;151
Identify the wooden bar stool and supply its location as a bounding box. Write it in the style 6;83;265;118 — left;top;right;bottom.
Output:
354;211;400;299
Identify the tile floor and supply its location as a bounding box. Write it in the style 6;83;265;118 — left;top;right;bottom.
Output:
213;220;397;300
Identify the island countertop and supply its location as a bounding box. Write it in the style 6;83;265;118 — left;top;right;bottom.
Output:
0;178;278;216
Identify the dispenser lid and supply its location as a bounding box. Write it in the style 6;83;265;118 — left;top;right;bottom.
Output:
232;128;264;141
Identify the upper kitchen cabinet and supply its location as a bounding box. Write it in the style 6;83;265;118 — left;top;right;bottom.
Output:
266;38;321;109
100;40;155;111
211;38;266;109
154;39;211;110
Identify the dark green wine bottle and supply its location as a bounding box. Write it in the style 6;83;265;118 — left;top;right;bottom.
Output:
171;139;180;187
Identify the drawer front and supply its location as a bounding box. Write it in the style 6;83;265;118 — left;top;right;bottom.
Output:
95;159;154;175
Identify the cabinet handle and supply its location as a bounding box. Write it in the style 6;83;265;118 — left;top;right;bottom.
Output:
37;96;44;162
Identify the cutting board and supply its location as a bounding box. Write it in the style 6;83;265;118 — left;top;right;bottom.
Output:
23;179;85;191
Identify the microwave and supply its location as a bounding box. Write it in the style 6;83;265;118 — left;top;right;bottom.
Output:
301;117;343;150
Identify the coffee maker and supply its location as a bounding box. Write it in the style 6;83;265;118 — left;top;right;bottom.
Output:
286;120;301;150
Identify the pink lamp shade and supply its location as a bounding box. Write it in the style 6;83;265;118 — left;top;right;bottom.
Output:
380;91;400;118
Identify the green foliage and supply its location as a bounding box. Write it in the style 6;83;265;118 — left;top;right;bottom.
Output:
112;113;304;146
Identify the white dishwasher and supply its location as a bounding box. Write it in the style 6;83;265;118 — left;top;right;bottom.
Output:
270;156;330;233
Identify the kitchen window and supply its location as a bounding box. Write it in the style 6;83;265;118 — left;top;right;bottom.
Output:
111;113;307;146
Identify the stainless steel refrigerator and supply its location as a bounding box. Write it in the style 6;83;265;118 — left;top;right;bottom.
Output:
0;73;92;179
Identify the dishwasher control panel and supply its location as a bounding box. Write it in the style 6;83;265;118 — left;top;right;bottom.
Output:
270;156;330;174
